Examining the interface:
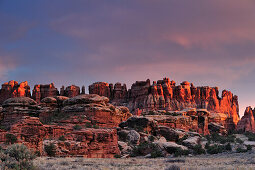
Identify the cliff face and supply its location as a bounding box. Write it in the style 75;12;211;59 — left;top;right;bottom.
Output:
89;78;240;129
0;78;239;130
237;106;255;132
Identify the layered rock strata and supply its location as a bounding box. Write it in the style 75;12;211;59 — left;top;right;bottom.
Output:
89;78;239;129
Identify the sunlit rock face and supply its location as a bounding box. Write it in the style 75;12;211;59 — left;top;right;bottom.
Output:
237;107;255;133
89;77;239;130
0;81;31;104
32;83;59;103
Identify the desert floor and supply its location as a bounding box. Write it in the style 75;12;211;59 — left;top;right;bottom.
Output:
34;152;255;170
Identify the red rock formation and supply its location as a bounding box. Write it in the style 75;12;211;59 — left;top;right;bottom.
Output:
237;107;255;132
60;85;80;98
32;83;59;103
89;77;239;130
89;82;111;98
1;97;39;128
62;94;132;128
0;116;120;158
0;81;31;104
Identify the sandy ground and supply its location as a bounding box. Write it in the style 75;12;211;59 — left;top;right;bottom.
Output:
34;152;255;170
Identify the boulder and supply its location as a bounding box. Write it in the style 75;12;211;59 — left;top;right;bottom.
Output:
119;116;158;134
182;136;200;148
157;126;185;142
127;130;140;145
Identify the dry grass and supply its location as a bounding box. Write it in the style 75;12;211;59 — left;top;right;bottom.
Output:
34;152;255;170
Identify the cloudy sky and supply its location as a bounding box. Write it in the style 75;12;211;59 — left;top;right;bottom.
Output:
0;0;255;116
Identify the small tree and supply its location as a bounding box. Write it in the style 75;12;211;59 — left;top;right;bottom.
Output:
44;143;56;157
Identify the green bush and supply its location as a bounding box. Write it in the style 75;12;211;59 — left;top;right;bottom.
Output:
85;122;92;128
225;143;232;151
236;147;247;153
5;133;17;144
236;138;244;144
173;148;190;157
244;132;255;141
93;124;99;129
59;135;66;141
246;145;252;151
44;143;56;157
114;154;121;158
206;144;224;154
130;142;163;158
73;124;82;130
193;144;206;155
0;144;36;170
210;133;235;144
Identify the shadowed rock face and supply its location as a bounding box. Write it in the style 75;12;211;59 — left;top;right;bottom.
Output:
237;107;255;133
0;116;120;158
89;77;239;129
0;81;31;104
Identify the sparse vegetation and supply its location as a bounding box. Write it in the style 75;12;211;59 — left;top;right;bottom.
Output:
5;133;17;144
114;154;121;158
73;124;82;130
130;142;163;158
206;133;235;144
59;135;66;141
85;122;92;128
0;144;36;170
193;144;206;155
93;124;99;129
206;144;224;154
173;148;190;157
244;132;255;141
44;143;56;157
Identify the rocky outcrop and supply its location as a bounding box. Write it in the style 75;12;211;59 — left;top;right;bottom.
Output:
0;81;31;104
237;107;255;133
32;83;59;103
60;85;80;98
89;77;239;130
0;97;39;128
89;82;127;104
0;116;120;158
61;94;132;128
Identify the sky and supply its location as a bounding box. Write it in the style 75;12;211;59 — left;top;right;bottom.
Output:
0;0;255;116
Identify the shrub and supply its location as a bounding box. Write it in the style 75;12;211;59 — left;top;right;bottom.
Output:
130;142;163;158
210;133;235;144
114;154;121;158
0;144;36;170
93;124;99;129
165;165;181;170
236;138;244;144
59;135;66;141
244;132;255;141
148;111;155;115
236;147;247;153
225;143;232;151
73;124;82;130
44;143;56;157
176;135;188;145
173;148;190;157
193;144;206;155
85;122;92;128
246;145;252;151
206;144;224;154
5;133;17;144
